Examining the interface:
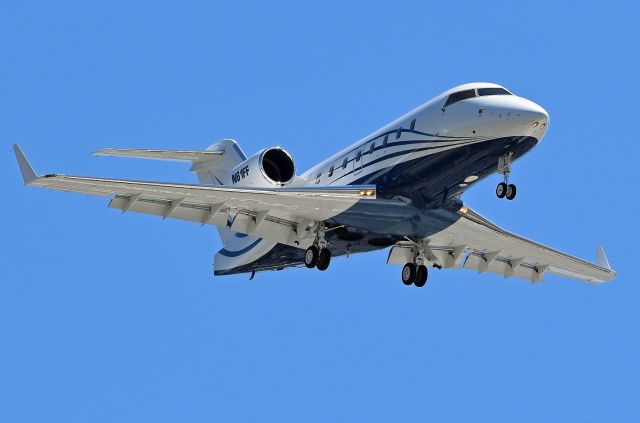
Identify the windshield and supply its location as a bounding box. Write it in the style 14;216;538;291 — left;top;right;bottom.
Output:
444;89;476;107
478;87;511;96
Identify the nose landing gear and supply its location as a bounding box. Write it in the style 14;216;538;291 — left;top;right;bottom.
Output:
496;153;517;200
496;182;516;200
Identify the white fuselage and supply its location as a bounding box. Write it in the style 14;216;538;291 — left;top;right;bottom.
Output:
301;82;548;187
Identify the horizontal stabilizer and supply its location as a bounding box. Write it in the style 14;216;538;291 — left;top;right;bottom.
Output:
13;144;38;184
92;148;224;162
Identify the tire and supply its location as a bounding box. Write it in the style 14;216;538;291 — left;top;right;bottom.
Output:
506;184;517;200
496;182;507;198
316;248;331;271
401;263;416;285
304;246;319;268
415;265;428;287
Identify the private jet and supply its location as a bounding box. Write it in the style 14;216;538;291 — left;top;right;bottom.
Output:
13;82;616;286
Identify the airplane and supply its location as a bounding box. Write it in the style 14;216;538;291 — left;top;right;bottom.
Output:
13;82;616;287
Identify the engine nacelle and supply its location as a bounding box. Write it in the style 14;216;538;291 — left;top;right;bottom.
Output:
229;147;295;187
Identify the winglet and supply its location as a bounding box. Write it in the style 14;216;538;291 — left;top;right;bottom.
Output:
13;144;38;185
596;245;612;270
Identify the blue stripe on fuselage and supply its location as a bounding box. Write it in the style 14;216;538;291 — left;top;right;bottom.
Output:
219;238;262;257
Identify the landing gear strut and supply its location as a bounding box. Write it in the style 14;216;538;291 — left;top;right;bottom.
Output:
496;153;517;200
304;223;332;271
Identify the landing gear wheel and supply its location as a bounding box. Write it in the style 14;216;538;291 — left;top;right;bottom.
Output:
304;246;319;268
496;182;507;199
505;184;517;200
316;248;332;271
401;263;416;285
415;265;428;287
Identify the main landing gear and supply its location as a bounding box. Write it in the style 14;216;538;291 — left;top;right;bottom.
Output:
399;238;435;288
496;152;517;201
303;223;332;271
401;262;428;287
304;245;332;271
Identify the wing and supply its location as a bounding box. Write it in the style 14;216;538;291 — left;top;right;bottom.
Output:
388;207;615;284
13;145;375;247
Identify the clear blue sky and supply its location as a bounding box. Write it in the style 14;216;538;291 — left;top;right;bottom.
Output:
1;1;638;421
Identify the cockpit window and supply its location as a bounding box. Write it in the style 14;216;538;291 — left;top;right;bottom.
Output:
478;87;511;97
443;89;476;107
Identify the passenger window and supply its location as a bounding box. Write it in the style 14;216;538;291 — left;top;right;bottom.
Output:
383;134;389;146
355;150;362;162
342;157;348;169
369;142;375;154
443;89;476;107
410;119;416;130
315;172;321;184
396;128;402;139
328;165;334;177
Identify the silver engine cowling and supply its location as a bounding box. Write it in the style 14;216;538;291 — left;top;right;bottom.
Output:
229;147;295;187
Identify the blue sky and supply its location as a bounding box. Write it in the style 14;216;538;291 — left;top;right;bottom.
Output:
1;1;638;421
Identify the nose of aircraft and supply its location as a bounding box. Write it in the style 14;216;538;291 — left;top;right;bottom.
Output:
499;95;549;136
518;97;549;125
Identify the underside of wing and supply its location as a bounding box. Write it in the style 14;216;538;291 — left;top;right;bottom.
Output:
388;207;615;284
